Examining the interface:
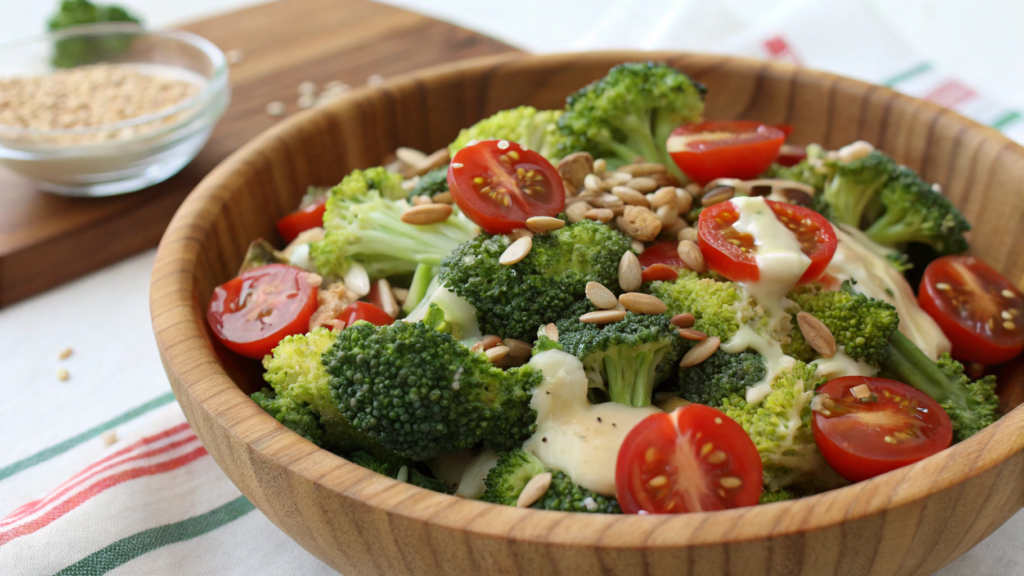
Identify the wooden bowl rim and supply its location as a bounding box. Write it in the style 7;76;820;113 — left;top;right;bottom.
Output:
151;50;1024;549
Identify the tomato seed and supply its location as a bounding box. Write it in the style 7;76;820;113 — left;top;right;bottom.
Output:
645;447;657;463
706;450;727;464
700;442;714;457
648;475;668;488
1002;289;1016;298
719;477;742;489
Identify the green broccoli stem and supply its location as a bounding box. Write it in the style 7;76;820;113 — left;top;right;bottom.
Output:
612;113;664;167
402;264;436;315
880;331;958;406
863;213;922;248
652;113;687;182
603;346;666;408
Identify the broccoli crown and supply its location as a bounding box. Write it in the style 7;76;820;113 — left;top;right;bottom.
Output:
49;0;140;68
251;389;324;446
880;331;999;442
449;106;570;161
325;321;540;460
409;166;449;200
532;335;564;355
721;361;827;490
758;488;797;504
648;270;751;341
863;165;971;255
481;449;620;513
679;350;766;407
312;167;478;278
819;150;896;228
256;328;382;454
346;450;454;494
558;61;705;181
439;219;631;341
554;300;681;407
786;283;899;364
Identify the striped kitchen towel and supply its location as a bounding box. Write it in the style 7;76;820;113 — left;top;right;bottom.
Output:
0;393;333;575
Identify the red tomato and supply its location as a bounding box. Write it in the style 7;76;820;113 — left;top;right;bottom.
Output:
812;377;952;483
641;263;679;283
615;404;763;514
338;301;394;327
919;255;1024;365
776;144;807;167
666;121;786;185
447;140;565;234
698;199;837;284
207;264;319;359
638;241;685;269
276;200;326;243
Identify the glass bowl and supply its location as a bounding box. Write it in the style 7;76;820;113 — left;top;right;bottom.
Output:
0;23;230;197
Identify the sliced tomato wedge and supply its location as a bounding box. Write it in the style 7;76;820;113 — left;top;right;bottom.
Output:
276;200;326;243
666;120;786;185
207;264;319;359
812;376;952;482
638;241;685;269
697;198;836;284
615;404;762;514
919;255;1024;365
776;144;807;167
338;301;394;327
447;140;565;234
641;263;679;283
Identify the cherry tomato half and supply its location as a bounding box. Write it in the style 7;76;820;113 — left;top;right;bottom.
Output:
667;121;786;185
276;200;326;243
338;301;394;327
776;144;808;167
919;255;1024;365
207;264;319;359
638;241;685;269
698;198;837;284
615;404;763;514
812;377;952;483
641;263;679;283
447;140;565;234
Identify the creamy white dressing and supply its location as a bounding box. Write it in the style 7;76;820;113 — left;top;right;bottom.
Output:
828;225;951;360
730;196;811;320
811;347;878;380
454;449;499;499
721;321;795;404
523;350;659;496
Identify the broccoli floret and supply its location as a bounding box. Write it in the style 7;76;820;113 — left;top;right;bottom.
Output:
481;449;620;513
554;301;681;407
765;144;829;192
721;361;827;490
409;167;449;200
679;350;766;407
449;106;569;161
347;450;454;494
49;0;140;68
312;167;478;278
648;270;753;341
251;389;323;446
404;282;482;346
815;150;896;228
325;321;540;460
532;335;564;355
880;331;999;442
758;488;797;504
863;165;971;255
439;219;631;341
786;283;900;364
558;62;705;181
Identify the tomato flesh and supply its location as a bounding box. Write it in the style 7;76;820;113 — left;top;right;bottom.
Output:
812;377;952;483
447;140;565;234
641;263;679;283
339;301;394;327
667;120;786;185
616;404;762;514
776;144;807;167
697;198;836;284
207;264;319;359
919;255;1024;365
276;200;326;243
638;241;685;269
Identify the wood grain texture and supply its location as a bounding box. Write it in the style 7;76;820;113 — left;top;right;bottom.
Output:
150;52;1024;576
0;0;514;307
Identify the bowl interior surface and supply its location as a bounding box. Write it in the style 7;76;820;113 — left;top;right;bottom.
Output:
152;51;1024;576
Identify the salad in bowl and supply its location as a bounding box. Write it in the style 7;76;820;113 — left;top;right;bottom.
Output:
205;62;1023;515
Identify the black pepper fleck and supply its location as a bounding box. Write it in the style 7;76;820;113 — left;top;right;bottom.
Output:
542;437;547;442
597;417;603;423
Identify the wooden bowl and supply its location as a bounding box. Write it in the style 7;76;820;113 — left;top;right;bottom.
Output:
150;51;1024;576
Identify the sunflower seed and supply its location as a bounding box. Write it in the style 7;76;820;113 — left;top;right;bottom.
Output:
504;338;533;358
486;345;510;362
677;328;708;341
593;158;607;176
618;251;642;292
701;185;735;206
566;201;592;223
619;293;668;315
517;472;553;507
678;227;699;242
395;146;428;166
526;216;565;233
675;188;694;214
557;152;594;190
797;312;837;358
670;313;696;328
626;176;658;193
543;323;559;341
432;192;453;204
481;334;503;350
376;278;400;318
612;186;649;207
586;282;618;309
401;203;452;224
584;173;603;194
499;236;533;265
677;240;706;272
679;336;720;367
585;208;614;223
580;309;627;324
650;186;677;210
656;204;677;228
619;162;667;176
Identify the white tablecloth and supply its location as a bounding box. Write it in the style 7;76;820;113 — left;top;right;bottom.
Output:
1;0;1022;574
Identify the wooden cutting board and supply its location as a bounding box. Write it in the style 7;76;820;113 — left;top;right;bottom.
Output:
0;0;516;307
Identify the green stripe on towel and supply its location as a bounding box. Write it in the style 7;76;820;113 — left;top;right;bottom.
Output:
0;392;176;482
56;495;255;575
882;62;933;87
990;110;1022;130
